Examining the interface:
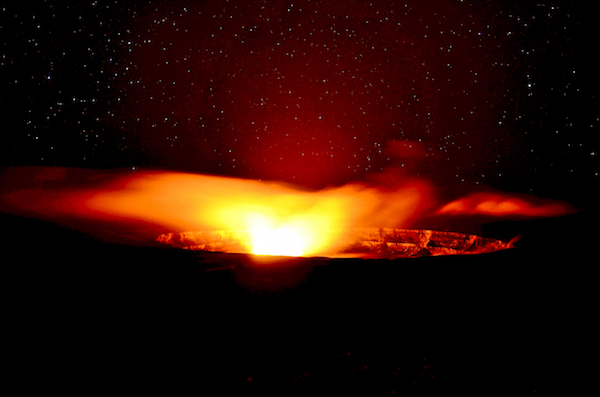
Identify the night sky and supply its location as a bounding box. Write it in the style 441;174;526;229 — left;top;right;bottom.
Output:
1;0;598;207
2;3;597;392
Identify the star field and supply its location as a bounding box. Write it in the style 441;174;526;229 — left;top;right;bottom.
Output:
1;1;597;206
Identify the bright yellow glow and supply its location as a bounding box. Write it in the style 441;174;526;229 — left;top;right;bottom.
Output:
78;171;430;256
251;227;308;257
246;214;311;257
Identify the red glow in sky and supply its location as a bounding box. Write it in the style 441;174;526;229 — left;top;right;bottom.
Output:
111;0;515;189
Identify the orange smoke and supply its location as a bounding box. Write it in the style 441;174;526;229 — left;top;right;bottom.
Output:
84;171;432;256
0;167;433;256
0;167;575;257
436;192;573;217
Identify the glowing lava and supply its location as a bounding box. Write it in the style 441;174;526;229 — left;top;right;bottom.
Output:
251;227;306;256
0;168;573;258
243;213;308;256
157;227;515;259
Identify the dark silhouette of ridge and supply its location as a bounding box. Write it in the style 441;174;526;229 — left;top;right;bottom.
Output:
3;210;596;395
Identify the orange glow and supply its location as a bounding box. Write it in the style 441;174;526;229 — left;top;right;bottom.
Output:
0;167;574;258
158;228;515;259
0;167;431;256
77;171;432;256
436;192;573;217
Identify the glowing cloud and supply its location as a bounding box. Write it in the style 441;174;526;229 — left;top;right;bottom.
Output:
0;167;575;257
0;167;433;256
436;192;573;217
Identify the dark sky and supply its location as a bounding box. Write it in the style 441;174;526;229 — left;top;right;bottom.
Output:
1;0;597;207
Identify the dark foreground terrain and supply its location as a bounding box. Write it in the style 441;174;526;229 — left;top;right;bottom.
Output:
3;210;597;395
